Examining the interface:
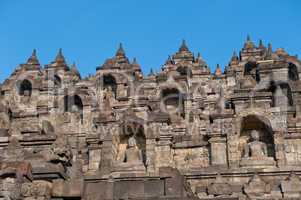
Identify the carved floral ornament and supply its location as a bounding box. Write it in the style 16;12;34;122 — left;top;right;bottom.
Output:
21;181;52;198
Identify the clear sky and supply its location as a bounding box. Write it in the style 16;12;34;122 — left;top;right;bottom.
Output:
0;0;300;81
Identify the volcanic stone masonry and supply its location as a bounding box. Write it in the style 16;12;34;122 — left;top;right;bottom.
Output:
0;37;301;199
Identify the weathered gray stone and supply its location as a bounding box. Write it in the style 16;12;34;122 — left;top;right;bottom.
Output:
0;38;301;199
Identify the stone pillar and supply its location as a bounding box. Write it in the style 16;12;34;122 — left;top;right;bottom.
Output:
144;125;156;174
145;138;156;175
83;105;92;131
145;123;159;175
155;135;173;172
99;123;119;175
274;131;287;167
88;145;102;171
99;138;113;175
184;97;192;122
227;134;240;168
209;134;228;167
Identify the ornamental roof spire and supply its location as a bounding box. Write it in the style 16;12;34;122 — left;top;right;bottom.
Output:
179;39;189;52
26;49;39;65
71;62;79;71
149;68;155;76
116;43;126;57
55;48;66;64
172;40;194;63
247;34;251;42
229;51;239;66
195;52;205;64
231;51;239;61
244;35;255;49
132;57;140;68
132;57;138;65
266;43;272;57
215;64;222;76
268;43;272;50
71;62;81;77
259;39;265;49
165;55;173;65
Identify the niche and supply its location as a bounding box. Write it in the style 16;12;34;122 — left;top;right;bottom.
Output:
19;79;32;96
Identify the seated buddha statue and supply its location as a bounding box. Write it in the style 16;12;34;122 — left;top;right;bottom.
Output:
240;130;275;168
124;136;143;164
113;135;145;174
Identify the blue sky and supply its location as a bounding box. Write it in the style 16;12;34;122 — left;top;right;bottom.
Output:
0;0;300;81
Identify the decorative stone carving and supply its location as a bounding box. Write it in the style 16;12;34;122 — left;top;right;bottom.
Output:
243;174;271;199
21;180;52;200
173;147;209;170
41;137;72;166
0;162;32;200
207;174;232;196
0;177;22;200
284;139;301;166
281;172;301;198
41;120;54;135
2;137;24;162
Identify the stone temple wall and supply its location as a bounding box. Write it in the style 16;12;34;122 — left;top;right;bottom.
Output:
1;38;301;199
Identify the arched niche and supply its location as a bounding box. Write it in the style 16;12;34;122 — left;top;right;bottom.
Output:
225;100;233;109
115;120;147;166
99;74;118;98
160;87;184;118
244;61;260;82
188;111;194;123
176;66;192;77
53;74;62;88
41;120;55;135
45;70;62;88
8;109;12;122
269;82;293;107
18;79;32;96
240;115;275;158
64;95;84;122
288;63;299;81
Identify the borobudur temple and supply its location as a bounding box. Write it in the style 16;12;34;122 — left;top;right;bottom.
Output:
1;37;301;200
